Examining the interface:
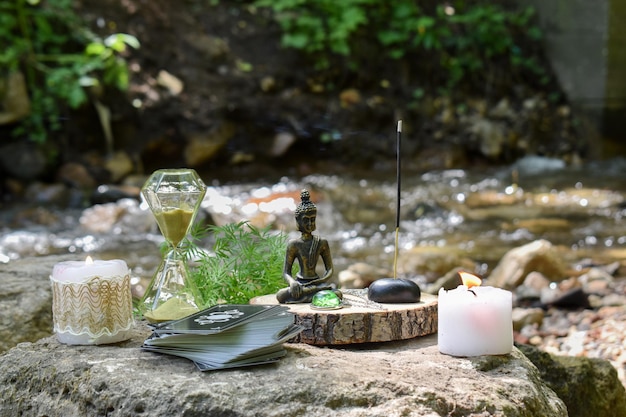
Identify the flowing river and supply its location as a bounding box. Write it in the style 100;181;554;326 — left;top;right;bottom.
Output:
1;156;625;289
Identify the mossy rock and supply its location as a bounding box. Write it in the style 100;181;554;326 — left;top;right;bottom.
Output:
518;343;626;417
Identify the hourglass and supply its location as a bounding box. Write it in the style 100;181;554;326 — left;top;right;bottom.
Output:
140;169;207;323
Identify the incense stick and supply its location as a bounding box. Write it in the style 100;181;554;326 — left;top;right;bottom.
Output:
393;120;402;279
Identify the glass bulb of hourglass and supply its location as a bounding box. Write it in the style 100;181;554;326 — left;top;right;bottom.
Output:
140;169;206;323
153;207;194;248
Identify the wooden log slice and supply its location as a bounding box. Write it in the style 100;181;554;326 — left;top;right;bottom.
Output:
250;290;438;346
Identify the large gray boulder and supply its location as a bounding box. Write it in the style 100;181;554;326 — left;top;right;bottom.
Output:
0;255;73;353
2;255;625;416
1;329;566;417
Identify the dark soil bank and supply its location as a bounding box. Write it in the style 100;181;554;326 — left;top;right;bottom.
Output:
2;1;589;199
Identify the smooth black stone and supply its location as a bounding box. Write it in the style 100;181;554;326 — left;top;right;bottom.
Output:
544;287;591;310
367;278;421;303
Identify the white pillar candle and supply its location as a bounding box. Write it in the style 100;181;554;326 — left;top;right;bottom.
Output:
50;257;134;345
438;284;513;357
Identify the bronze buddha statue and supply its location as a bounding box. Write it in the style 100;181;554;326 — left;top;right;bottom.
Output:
276;190;342;304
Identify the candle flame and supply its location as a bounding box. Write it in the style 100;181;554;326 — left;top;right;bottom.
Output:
85;256;94;265
459;271;482;288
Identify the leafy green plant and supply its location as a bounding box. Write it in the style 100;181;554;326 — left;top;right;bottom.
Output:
436;4;546;91
253;0;547;93
0;0;139;142
183;221;289;306
254;0;373;69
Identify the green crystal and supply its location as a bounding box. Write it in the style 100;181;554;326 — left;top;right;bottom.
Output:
311;290;342;308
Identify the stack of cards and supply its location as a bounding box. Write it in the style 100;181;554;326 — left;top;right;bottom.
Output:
142;304;302;371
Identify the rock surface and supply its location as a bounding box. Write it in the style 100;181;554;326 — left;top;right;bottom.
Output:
0;255;73;354
2;254;626;416
519;344;626;417
0;328;567;417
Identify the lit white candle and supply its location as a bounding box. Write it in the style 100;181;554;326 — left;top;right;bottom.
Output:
438;272;513;357
52;257;129;283
50;256;134;345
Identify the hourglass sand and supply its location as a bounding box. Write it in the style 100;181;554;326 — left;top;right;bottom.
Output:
140;169;207;323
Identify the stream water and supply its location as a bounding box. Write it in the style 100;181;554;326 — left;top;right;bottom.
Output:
1;156;625;287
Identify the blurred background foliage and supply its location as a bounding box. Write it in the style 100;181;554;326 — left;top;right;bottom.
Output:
0;0;138;143
1;0;550;145
255;0;547;92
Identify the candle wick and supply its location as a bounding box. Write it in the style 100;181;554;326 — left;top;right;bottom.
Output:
468;289;477;297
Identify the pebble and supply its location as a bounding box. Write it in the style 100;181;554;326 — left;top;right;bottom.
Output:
517;278;626;389
584;279;610;295
523;271;551;291
56;162;96;189
512;307;544;331
78;198;153;234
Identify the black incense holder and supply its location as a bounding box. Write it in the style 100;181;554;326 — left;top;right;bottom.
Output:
367;120;421;304
368;277;421;303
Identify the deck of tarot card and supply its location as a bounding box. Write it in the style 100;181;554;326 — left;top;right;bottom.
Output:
142;304;302;371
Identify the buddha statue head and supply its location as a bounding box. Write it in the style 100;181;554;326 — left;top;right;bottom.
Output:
295;189;317;234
